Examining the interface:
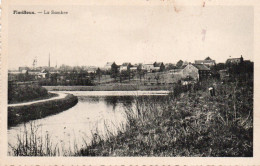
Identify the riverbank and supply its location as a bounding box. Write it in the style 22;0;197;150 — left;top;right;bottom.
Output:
43;84;174;91
8;93;78;127
8;79;253;157
8;92;58;105
77;80;253;157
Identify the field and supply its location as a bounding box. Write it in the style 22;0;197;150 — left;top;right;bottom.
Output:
43;72;181;91
92;72;182;85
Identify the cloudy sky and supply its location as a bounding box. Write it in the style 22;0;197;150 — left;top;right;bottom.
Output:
8;5;253;69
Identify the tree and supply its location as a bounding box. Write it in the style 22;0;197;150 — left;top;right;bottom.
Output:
96;68;102;83
137;64;144;82
111;62;119;81
166;63;176;70
154;73;160;84
127;64;131;81
176;60;184;68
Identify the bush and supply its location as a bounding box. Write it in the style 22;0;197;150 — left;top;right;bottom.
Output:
8;84;49;104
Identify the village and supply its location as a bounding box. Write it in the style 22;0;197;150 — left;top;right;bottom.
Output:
8;55;252;88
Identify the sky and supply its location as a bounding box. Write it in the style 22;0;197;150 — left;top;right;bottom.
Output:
8;5;253;69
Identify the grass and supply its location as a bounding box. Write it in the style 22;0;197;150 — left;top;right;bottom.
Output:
8;84;50;104
8;122;58;156
9;78;253;157
9;92;58;104
43;84;174;91
8;94;78;127
78;79;253;157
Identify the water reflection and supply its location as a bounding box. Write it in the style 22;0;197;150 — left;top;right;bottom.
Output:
104;96;134;109
8;91;168;155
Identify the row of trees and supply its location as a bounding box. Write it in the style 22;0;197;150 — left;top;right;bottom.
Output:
110;63;146;82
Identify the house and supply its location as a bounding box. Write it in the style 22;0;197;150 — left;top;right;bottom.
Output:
36;69;48;79
169;68;182;73
143;63;154;72
153;62;165;72
86;66;97;74
195;57;216;67
226;55;244;65
120;62;131;72
104;62;114;71
152;67;161;72
28;70;41;75
181;63;211;81
19;66;30;72
130;66;138;72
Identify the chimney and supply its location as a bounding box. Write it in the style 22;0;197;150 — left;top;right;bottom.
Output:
48;53;50;67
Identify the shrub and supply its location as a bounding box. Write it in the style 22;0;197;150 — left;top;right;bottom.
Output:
8;84;49;104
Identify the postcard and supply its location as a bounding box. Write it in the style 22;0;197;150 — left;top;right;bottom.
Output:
1;0;260;165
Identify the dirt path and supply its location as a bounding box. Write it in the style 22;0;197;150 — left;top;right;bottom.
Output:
8;92;67;107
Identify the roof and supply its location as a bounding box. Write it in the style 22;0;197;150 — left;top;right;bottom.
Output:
205;57;212;60
192;64;210;71
154;62;164;67
195;59;215;63
122;62;131;66
105;62;114;66
227;58;240;61
180;65;187;69
8;71;21;74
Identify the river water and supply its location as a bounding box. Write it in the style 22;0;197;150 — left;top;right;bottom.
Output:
8;91;168;155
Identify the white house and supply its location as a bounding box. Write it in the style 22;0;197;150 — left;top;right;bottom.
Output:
104;62;114;71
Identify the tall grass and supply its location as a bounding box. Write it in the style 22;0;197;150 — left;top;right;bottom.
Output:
78;79;253;156
8;122;59;156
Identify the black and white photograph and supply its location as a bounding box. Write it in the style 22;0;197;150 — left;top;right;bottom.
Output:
1;0;260;165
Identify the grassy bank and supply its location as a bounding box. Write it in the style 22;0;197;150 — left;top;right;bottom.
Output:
9;79;253;157
77;80;253;157
43;84;173;91
8;84;52;104
8;94;78;127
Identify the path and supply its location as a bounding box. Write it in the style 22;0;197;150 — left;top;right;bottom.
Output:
8;92;67;107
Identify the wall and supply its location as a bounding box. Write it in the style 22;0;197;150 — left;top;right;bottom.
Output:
181;64;199;80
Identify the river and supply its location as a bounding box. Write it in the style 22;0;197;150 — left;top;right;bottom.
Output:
8;91;169;155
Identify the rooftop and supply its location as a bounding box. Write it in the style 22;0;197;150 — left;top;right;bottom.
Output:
192;64;210;70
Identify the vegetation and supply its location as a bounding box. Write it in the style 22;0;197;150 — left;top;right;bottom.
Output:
39;72;93;86
8;94;78;127
9;62;253;156
8;84;54;104
9;77;253;157
43;84;173;91
111;62;119;81
9;122;58;156
77;79;252;157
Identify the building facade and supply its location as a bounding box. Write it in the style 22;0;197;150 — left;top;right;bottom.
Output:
182;63;211;81
195;57;216;67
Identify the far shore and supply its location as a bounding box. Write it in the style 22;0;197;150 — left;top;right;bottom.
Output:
43;84;175;91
